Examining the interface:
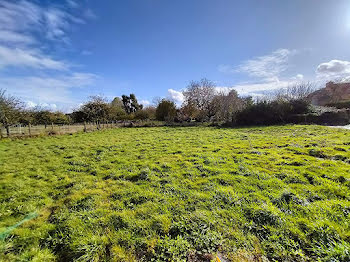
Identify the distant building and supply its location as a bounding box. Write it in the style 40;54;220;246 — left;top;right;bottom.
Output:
308;81;350;106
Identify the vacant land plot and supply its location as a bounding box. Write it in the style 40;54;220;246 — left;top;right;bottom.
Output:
0;126;349;261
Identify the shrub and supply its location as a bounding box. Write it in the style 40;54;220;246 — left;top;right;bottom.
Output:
235;99;310;126
134;110;149;120
326;101;350;109
156;99;177;122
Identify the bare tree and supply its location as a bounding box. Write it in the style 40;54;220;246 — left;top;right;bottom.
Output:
0;89;23;136
211;89;244;122
275;82;315;101
178;102;200;121
152;96;162;106
182;78;216;120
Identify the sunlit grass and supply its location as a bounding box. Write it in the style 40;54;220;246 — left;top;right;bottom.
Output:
0;125;349;261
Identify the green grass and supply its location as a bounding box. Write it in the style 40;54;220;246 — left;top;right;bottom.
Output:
0;125;350;261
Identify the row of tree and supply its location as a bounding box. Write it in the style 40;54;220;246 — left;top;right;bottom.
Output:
0;79;315;136
70;79;252;124
0;90;72;136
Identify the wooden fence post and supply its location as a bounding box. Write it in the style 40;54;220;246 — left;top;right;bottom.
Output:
28;123;31;136
84;121;87;132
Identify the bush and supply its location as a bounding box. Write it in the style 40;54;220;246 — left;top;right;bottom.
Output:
156;99;177;121
134;107;156;120
326;101;350;109
134;110;149;120
235;99;310;126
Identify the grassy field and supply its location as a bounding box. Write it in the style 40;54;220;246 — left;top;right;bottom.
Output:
0;125;350;261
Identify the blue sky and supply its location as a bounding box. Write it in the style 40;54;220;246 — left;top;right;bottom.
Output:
1;0;350;112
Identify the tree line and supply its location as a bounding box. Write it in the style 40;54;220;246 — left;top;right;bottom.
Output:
0;79;315;136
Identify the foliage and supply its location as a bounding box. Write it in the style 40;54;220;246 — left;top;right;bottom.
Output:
122;94;143;114
211;90;244;122
0;82;327;128
178;103;200;122
326;100;350;109
31;109;70;126
134;107;156;120
109;97;128;120
111;97;124;108
0;125;349;261
78;96;111;123
235;98;310;126
156;99;177;122
0;89;23;134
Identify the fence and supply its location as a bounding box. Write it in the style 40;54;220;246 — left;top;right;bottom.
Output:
0;121;167;138
0;123;89;138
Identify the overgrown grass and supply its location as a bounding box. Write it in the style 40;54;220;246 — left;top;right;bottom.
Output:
0;125;349;261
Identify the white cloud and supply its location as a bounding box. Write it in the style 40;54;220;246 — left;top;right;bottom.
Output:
316;60;350;81
0;1;86;69
219;49;295;81
66;0;79;8
0;1;42;32
238;49;293;80
0;45;68;70
0;0;87;44
219;50;350;99
44;8;85;42
140;100;150;106
0;1;98;111
26;100;37;108
218;49;304;97
293;74;304;81
45;8;69;41
26;101;57;111
317;60;350;74
43;103;57;110
0;30;34;44
0;73;97;111
216;78;299;98
167;89;184;104
232;80;293;96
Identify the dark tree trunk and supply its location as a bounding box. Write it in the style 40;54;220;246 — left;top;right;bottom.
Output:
6;125;10;137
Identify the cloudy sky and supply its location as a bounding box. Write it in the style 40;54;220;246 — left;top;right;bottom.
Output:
1;0;350;111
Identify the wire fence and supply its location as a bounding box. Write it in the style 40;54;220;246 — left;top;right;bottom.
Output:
0;123;90;138
0;121;168;138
